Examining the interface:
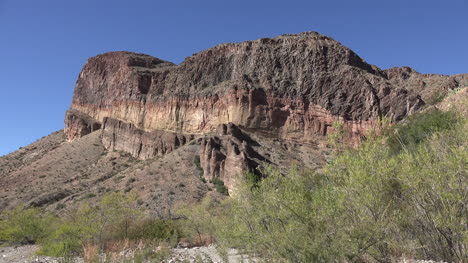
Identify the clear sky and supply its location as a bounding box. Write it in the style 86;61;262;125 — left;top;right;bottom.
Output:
0;0;467;156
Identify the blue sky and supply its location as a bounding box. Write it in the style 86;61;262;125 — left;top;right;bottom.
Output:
0;0;467;156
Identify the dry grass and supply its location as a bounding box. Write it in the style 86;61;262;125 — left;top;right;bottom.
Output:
82;239;173;263
82;243;100;262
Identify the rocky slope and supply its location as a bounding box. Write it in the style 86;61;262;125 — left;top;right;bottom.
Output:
384;66;468;103
0;127;326;213
2;31;467;213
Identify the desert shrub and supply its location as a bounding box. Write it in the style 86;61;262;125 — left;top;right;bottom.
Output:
37;222;84;257
326;141;403;261
127;218;181;246
394;125;467;261
426;91;447;105
212;177;229;195
243;170;260;189
1;192;183;259
387;109;460;153
97;191;143;241
327;120;348;150
38;191;143;256
84;193;96;199
177;197;218;246
214;166;345;262
211;111;466;262
0;205;57;245
333;122;466;262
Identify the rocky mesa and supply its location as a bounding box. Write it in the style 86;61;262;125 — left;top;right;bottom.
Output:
66;32;427;145
63;32;433;189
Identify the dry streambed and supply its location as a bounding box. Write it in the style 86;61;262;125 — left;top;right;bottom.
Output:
0;245;446;263
0;245;62;263
0;245;255;263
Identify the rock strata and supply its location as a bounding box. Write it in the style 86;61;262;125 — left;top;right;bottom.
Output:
101;117;195;159
200;123;266;191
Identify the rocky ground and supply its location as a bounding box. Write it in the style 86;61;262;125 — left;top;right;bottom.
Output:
0;245;257;263
0;245;449;263
0;245;54;263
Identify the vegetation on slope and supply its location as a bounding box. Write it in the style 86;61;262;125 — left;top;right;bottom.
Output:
0;191;178;261
0;109;466;262
182;110;467;262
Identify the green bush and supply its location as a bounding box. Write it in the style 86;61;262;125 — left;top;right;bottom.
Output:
387;109;460;153
210;111;467;262
395;127;467;261
37;222;83;257
38;191;143;256
177;197;218;246
127;218;181;246
0;205;57;245
1;192;184;259
212;177;229;195
213;166;345;262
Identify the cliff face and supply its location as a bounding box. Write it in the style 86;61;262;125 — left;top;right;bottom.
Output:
64;32;428;188
384;66;468;103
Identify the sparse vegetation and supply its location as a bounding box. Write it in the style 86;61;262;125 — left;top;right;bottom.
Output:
127;178;136;184
177;197;217;246
84;193;96;199
427;91;447;105
113;175;125;183
193;155;204;177
212;177;229;195
55;203;66;210
0;192;184;260
327;120;347;150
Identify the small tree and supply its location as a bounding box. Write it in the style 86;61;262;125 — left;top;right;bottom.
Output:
177;197;218;246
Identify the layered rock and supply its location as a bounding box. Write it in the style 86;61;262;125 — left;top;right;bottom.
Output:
101;117;194;159
199;123;266;191
65;109;101;141
65;31;430;185
384;66;468;103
